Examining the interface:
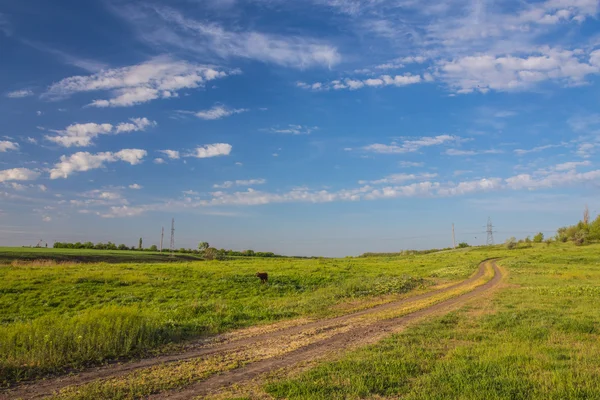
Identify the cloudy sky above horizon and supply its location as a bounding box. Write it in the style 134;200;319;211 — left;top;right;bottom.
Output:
1;0;600;256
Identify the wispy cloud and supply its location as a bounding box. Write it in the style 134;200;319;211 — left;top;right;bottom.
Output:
113;5;341;69
213;178;266;188
298;73;425;91
6;89;33;98
364;135;461;154
188;143;232;158
0;168;40;183
0;141;19;152
268;125;318;135
194;105;248;120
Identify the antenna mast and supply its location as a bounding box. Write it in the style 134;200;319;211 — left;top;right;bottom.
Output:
160;227;164;253
452;223;456;249
170;218;175;254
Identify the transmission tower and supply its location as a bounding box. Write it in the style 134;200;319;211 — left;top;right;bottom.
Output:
452;223;456;248
160;227;164;253
486;217;495;245
169;218;175;254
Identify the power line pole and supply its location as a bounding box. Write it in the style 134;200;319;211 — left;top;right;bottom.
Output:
486;217;495;245
170;218;175;254
160;227;164;253
452;223;456;248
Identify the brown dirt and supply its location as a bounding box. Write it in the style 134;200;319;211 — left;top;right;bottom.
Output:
1;260;503;400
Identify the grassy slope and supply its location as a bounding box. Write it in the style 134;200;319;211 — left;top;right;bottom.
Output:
0;249;491;384
265;244;600;399
0;247;203;264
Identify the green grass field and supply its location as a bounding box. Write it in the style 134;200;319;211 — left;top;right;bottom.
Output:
2;243;600;400
265;244;600;399
0;247;204;264
0;247;493;385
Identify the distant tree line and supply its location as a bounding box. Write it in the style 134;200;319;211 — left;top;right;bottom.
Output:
555;205;600;246
52;241;284;258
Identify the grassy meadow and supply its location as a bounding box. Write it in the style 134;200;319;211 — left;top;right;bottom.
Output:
0;247;495;385
0;247;203;264
264;244;600;399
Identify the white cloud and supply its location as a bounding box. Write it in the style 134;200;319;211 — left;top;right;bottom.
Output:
8;182;27;191
44;57;231;107
269;125;318;135
195;105;248;120
437;47;600;93
399;161;424;168
445;148;503;156
127;6;341;69
26;137;38;144
115;117;156;133
46;118;156;147
364;135;460;154
6;89;33;98
154;158;166;164
359;172;437;185
100;205;146;218
36;111;42;116
158;150;180;159
183;190;199;195
129;183;143;189
189;143;232;158
553;161;591;171
49;149;147;179
42;216;52;222
38;184;47;191
298;74;422;91
214;178;266;188
0;168;40;182
514;143;564;155
0;141;19;152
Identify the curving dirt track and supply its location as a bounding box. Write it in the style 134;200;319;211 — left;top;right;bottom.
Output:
2;260;504;400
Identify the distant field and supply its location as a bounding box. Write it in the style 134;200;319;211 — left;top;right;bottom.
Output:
0;248;496;385
0;247;203;264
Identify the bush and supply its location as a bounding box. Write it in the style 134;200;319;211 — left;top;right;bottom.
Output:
533;232;544;243
505;237;517;250
457;242;469;248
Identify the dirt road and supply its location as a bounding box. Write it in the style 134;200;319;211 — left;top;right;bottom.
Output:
2;260;503;400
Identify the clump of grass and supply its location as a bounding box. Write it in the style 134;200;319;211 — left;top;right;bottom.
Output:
0;306;175;384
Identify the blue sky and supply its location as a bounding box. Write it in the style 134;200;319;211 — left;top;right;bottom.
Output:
1;0;600;256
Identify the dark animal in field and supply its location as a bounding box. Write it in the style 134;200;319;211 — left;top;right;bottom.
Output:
255;272;268;283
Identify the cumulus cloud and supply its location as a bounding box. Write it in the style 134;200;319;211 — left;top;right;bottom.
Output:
46;118;156;147
158;150;180;159
298;74;422;91
194;105;248;120
6;89;33;98
364;135;460;154
0;140;19;152
0;168;40;182
154;158;166;164
49;149;147;179
44;57;231;107
189;143;232;158
129;183;143;189
213;178;266;188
